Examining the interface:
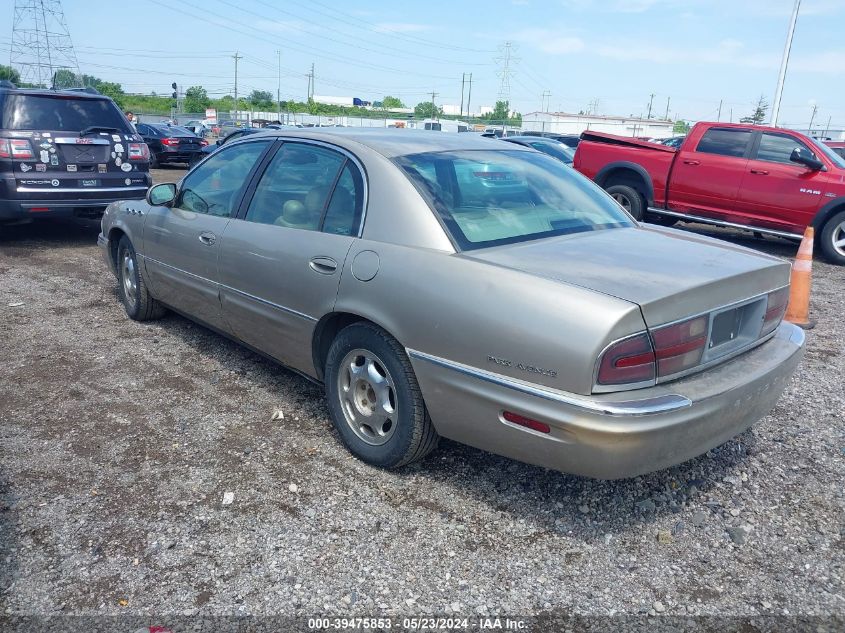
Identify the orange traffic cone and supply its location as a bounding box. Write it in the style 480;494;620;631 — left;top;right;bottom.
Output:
784;226;816;330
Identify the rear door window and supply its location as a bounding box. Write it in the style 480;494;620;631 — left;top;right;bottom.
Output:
695;128;753;158
1;94;131;132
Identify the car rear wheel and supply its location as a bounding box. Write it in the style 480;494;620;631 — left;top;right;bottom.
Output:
324;322;438;469
606;184;645;221
149;152;160;168
819;210;845;265
117;236;166;321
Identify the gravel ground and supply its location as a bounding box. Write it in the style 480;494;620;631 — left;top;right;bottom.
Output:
1;166;843;632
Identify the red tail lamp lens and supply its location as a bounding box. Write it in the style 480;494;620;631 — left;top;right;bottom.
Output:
503;411;551;434
762;287;789;336
597;333;656;386
652;315;708;376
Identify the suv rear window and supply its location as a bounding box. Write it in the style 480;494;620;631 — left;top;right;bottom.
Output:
1;94;130;132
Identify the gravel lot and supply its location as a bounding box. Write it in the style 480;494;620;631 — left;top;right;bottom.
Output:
1;165;843;631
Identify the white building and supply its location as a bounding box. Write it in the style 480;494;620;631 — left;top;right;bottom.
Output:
522;112;674;138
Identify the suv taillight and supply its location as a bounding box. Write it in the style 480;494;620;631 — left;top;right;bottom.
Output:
161;137;179;146
761;287;789;336
596;333;655;386
0;139;8;158
651;315;708;377
128;142;150;161
10;139;34;159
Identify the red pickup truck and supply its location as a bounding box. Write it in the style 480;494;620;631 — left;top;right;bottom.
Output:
573;122;845;264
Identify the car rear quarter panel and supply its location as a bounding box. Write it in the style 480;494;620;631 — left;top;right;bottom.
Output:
334;240;647;397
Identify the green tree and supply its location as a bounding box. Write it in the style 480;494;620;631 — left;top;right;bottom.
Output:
673;119;691;135
740;95;768;125
491;100;510;120
248;89;274;110
382;95;404;109
414;101;443;119
0;65;21;84
97;81;125;108
184;85;211;113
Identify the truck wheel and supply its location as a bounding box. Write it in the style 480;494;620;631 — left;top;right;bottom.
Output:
324;322;439;469
819;210;845;265
117;236;166;321
644;212;678;227
606;184;644;221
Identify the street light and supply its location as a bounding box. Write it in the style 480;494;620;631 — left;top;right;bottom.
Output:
770;0;801;127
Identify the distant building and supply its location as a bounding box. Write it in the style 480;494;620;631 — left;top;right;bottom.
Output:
441;104;461;116
522;112;674;138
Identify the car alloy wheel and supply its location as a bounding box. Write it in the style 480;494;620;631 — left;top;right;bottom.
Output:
611;192;633;213
832;218;845;258
121;248;138;310
336;348;397;446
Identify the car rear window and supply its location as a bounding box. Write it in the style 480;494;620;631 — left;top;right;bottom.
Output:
0;94;131;132
397;149;634;251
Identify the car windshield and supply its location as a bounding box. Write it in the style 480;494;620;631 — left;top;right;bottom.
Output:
811;139;845;169
397;149;634;251
0;94;131;131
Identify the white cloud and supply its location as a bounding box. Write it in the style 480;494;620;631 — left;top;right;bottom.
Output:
372;22;431;33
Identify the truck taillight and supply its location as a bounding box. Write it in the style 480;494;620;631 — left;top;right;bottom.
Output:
651;315;708;376
161;137;179;146
10;139;34;159
596;333;655;386
128;142;150;161
761;287;789;336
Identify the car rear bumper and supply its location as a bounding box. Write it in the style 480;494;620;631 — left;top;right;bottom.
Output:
155;149;203;162
0;192;147;220
409;322;805;479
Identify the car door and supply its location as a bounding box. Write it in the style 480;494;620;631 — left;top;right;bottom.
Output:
218;140;365;375
142;139;272;332
668;127;753;217
735;131;827;232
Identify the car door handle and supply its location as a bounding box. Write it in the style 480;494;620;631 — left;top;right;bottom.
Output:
309;256;338;275
750;169;769;175
198;231;216;245
683;159;700;166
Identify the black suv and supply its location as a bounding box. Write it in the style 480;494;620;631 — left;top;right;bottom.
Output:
0;81;152;223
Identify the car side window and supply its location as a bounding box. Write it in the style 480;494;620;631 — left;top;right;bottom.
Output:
695;128;752;158
244;143;346;230
323;163;364;236
175;140;270;217
755;133;813;165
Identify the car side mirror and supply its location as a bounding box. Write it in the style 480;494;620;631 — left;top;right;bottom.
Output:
147;182;176;207
790;148;824;171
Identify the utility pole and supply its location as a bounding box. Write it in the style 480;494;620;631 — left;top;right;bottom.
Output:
717;99;723;122
276;49;282;123
466;73;473;119
771;0;801;127
664;97;670;120
308;63;315;100
646;93;655;119
460;73;466;119
822;115;832;139
430;90;439;121
541;90;551;113
233;51;242;124
808;104;818;135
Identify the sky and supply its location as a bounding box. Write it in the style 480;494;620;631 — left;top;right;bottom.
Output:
4;0;845;128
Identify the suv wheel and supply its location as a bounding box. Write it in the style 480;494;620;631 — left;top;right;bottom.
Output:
819;210;845;265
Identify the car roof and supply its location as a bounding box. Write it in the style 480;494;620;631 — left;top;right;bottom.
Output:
250;128;533;159
505;136;563;144
0;86;109;100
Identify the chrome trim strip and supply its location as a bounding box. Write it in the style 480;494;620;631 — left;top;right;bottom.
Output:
143;256;318;323
407;349;692;417
17;186;149;193
646;207;803;240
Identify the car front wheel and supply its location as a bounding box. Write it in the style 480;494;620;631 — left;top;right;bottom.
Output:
117;236;166;321
819;209;845;265
324;323;439;469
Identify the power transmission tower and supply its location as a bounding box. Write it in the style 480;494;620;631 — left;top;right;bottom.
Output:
10;0;81;88
233;51;242;123
495;42;518;104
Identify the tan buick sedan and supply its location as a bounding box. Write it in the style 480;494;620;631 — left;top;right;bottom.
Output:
98;129;804;479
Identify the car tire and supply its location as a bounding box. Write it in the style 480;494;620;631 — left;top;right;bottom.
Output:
819;209;845;265
149;152;160;169
116;236;166;321
324;322;439;469
606;184;645;221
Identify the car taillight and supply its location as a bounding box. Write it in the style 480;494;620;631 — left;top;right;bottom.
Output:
128;142;150;161
10;139;34;159
161;137;179;146
596;333;655;386
651;315;708;377
0;139;9;158
761;287;789;336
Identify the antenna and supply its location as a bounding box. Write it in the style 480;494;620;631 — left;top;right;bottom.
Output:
10;0;82;88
